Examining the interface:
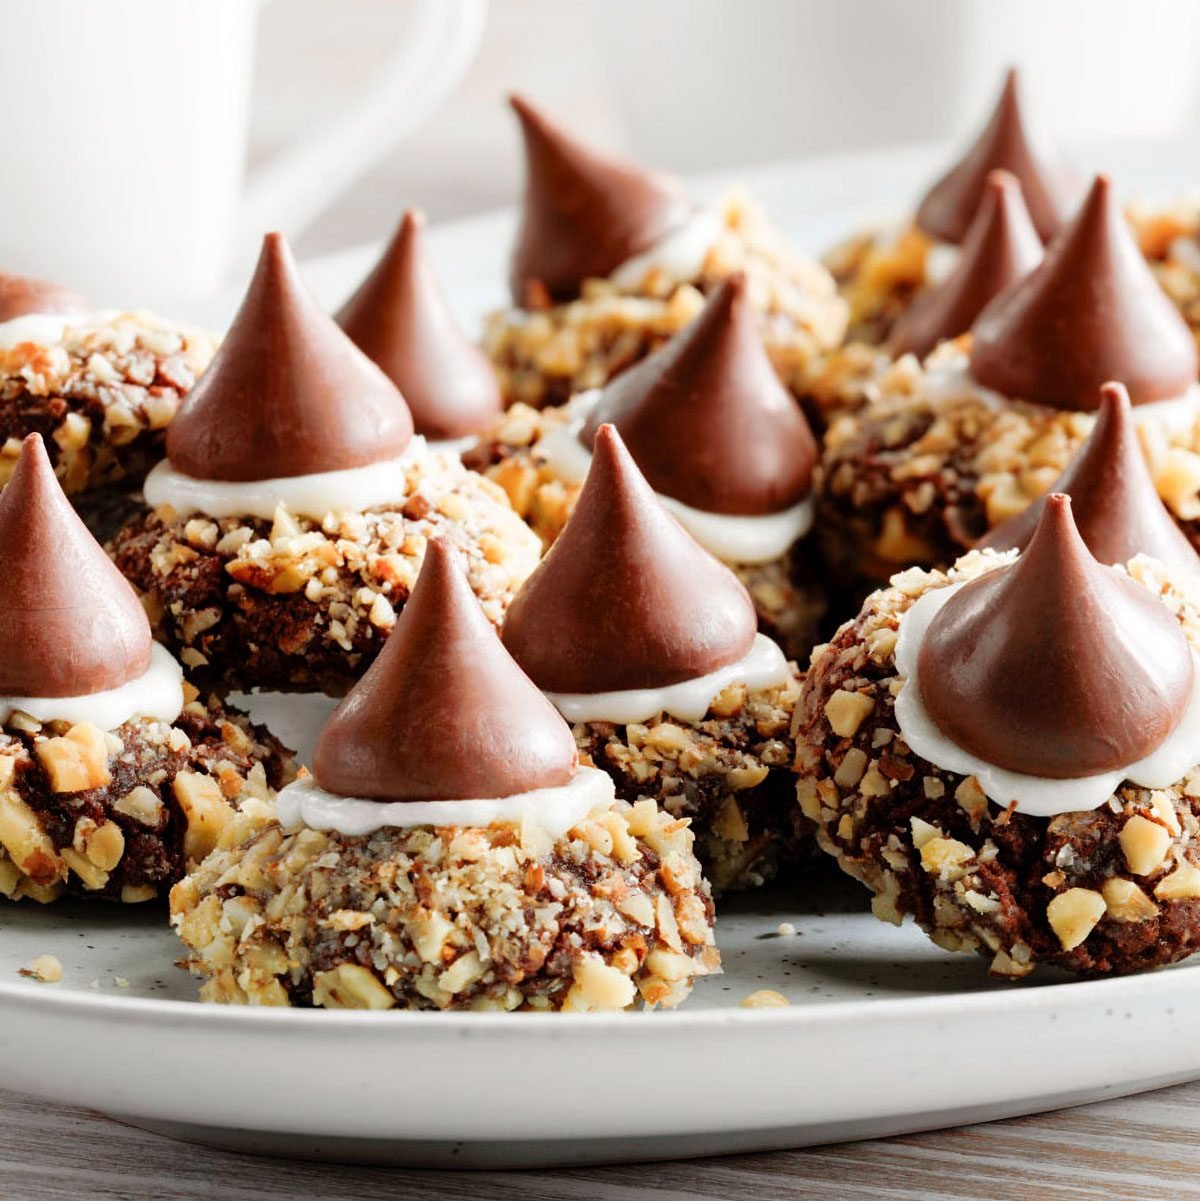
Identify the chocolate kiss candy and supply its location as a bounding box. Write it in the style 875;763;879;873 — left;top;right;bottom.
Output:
915;68;1079;244
0;435;151;697
918;494;1193;779
891;171;1042;360
502;424;758;693
580;273;817;515
336;211;502;439
0;272;87;322
314;539;577;803
981;382;1200;573
167;232;413;482
970;175;1199;411
507;93;691;306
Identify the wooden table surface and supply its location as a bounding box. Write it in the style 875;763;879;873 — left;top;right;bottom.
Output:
6;1082;1200;1200
8;4;1200;1198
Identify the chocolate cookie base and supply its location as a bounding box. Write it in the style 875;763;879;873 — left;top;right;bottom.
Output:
109;454;542;696
483;191;846;410
574;674;807;894
0;690;294;904
172;796;719;1011
0;311;215;507
795;550;1200;978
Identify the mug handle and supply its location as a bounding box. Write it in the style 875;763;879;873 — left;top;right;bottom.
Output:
236;0;488;253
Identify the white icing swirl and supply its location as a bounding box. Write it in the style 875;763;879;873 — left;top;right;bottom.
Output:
921;345;1200;436
275;764;615;839
547;632;791;726
893;576;1200;817
142;440;427;521
0;643;184;732
538;391;812;565
610;208;723;290
0;309;122;351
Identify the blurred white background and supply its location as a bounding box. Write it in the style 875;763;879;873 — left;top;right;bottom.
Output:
258;0;1200;257
2;0;1195;303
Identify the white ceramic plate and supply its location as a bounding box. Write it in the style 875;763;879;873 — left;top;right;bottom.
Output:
5;143;1200;1168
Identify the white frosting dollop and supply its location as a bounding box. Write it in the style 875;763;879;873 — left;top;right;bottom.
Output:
142;440;427;521
275;764;615;839
0;309;120;351
537;390;812;565
0;643;184;732
547;632;790;726
610;208;723;290
921;346;1200;436
893;577;1200;817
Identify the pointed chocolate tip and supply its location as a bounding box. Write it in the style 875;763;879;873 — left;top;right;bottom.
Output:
313;537;577;803
0;435;152;697
915;67;1079;244
980;382;1200;573
920;492;1194;778
970;174;1198;410
891;169;1042;359
581;273;816;514
168;231;413;482
336;210;501;439
507;93;689;306
502;423;758;693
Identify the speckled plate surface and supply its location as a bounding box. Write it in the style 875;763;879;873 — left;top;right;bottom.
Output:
5;144;1200;1167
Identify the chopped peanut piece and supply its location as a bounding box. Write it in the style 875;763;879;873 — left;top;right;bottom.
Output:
173;771;234;862
1102;878;1159;923
1119;815;1172;876
919;836;973;880
312;964;396;1010
824;689;874;738
20;955;63;983
79;820;125;872
741;989;789;1008
36;723;111;792
1154;861;1200;901
561;954;636;1012
1046;888;1107;950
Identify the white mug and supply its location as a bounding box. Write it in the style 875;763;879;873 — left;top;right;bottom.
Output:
0;0;487;307
587;0;1200;172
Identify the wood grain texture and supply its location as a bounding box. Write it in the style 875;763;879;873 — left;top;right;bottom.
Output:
7;1084;1200;1200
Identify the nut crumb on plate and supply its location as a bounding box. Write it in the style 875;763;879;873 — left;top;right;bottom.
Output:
19;954;62;983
